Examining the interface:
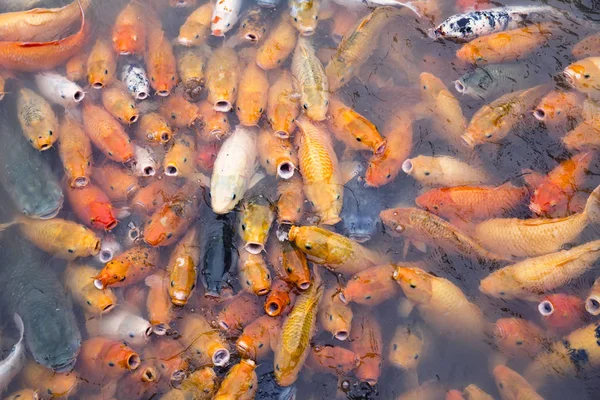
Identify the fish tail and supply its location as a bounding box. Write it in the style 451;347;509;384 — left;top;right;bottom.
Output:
585;185;600;225
0;219;19;232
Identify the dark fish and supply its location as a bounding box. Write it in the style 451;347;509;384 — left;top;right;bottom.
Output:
340;164;385;243
0;236;81;372
200;207;237;297
454;63;538;101
0;106;63;219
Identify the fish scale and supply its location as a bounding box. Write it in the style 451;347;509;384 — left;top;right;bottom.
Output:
297;119;335;183
292;37;328;121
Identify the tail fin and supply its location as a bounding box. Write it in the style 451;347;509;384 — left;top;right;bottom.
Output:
585;185;600;224
0;219;19;232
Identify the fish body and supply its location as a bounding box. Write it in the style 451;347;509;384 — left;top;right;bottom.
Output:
463;385;494;400
326;7;401;91
58;114;92;188
17;87;58;151
94;245;160;289
267;70;299;138
416;183;529;222
239;190;276;254
121;63;150;100
573;32;600;58
206;47;239;111
256;17;297;70
200;210;237;297
493;365;543;400
340;165;385;242
308;345;358;376
292;37;329;121
65;263;116;315
161;367;217;400
564;57;600;97
215;359;258;399
289;0;320;36
35;72;84;108
167;226;200;305
394;266;488;341
265;280;295;316
87;39;116;89
0;314;25;393
277;174;304;225
538;293;586;334
112;1;146;55
269;240;312;290
492;318;546;359
238;252;272;295
350;309;383;384
274;278;323;386
237;315;281;360
197;100;231;142
473;185;600;258
432;6;554;41
177;47;206;102
178;3;213;46
82;102;134;163
159;92;200;128
365;110;413;187
101;84;139;125
211;125;257;214
146;25;178;96
211;0;243;36
318;286;353;341
92;163;138;202
463;84;550;147
0;0;87;72
455;63;535;100
180;314;231;366
380;207;508;263
66;53;86;82
238;61;269;126
77;337;139;382
403;155;490;187
288;225;385;275
456;23;552;64
296;117;342;224
530;152;593;217
218;293;264;332
145;272;173;334
0;107;63;219
0;238;81;372
341;263;399;306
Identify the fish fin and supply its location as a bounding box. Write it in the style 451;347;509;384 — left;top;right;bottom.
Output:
521;168;545;190
401;369;420;389
411;240;427;253
339;160;361;183
411;101;430;120
0;219;19;232
13;314;24;339
398;1;422;18
585;185;600;224
397;297;415;317
248;171;266;190
116;207;131;219
188;172;211;187
144;274;163;288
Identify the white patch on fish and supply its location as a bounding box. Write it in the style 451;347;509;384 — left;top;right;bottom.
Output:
0;314;26;393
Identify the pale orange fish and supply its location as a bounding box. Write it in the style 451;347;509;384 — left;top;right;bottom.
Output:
463;385;494;400
564;57;600;96
267;70;299;138
145;271;173;335
340;263;399;306
146;24;178;96
492;318;546;359
112;1;146;55
533;90;585;132
350;308;383;385
238;251;272;296
456;23;552;64
94;246;160;289
388;322;428;372
178;3;213;46
92;163;139;202
237;315;281;361
65;263;116;315
130;179;179;215
0;0;88;72
214;359;258;400
403;155;490;187
296;116;343;225
196;100;231;142
473;185;600;258
494;365;543;400
237;59;269;126
217;292;264;333
328;95;386;154
573;32;600;58
87;39;116;89
159;91;200;128
17;87;58;151
77;338;140;382
365;110;413;187
256;17;297;70
177;47;206;102
22;362;79;398
268;239;312;290
58;114;92;188
205;47;239;111
563;118;600;151
82;102;134;163
307;345;359;376
101;84;139;124
276;174;304;225
66;53;86;82
163;134;197;177
258;130;298;179
136;112;172;145
167;226;200;306
318;286;353;341
180;314;231;366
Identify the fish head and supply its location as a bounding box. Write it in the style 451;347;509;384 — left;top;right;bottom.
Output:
389;325;424;371
392;266;433;304
289;1;319;36
89;202;117;231
94;260;127;289
529;183;566;216
211;176;245;215
401;156;441;184
112;26;142;55
455;67;494;99
341;212;378;243
538;294;585;331
178;22;206;46
88;288;117;315
419;72;445;100
80;230;102;257
24;185;64;220
379;208;414;237
479;271;516;299
493;365;524;400
415;189;452;216
564;59;600;93
364;152;395;187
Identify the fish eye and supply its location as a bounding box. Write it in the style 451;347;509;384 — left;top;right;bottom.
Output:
414;354;419;359
226;23;231;27
68;249;74;253
433;206;438;210
584;74;591;79
294;17;298;22
232;194;236;200
305;244;312;250
498;383;504;389
259;108;263;113
386;173;391;179
314;15;318;19
171;280;175;287
87;300;91;305
195;34;200;39
409;283;417;289
303;104;308;110
424;171;430;176
485;133;493;138
104;69;108;75
242;224;246;230
242;23;246;28
499;291;505;296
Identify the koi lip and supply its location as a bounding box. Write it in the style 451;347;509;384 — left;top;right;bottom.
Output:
585;295;600;315
401;159;413;174
533;108;546;121
266;301;280;316
245;242;264;254
538;300;555;316
214;100;232;112
454;80;467;94
277;161;295;179
563;70;575;86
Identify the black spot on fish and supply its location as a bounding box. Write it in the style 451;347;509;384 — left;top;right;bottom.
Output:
569;348;589;372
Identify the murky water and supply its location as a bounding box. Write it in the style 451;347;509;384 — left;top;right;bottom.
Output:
2;0;600;399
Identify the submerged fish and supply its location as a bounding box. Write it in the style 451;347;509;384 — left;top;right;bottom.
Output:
200;209;237;297
431;6;555;41
454;63;535;100
0;238;81;372
494;365;543;400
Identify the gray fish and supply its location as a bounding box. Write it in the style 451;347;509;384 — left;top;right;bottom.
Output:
0;237;81;372
0;314;26;394
256;0;280;8
454;63;538;101
0;107;63;220
340;164;385;243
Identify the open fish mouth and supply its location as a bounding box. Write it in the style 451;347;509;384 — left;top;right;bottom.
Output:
563;70;575;86
350;234;371;243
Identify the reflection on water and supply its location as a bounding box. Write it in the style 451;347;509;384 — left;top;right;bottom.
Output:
1;0;600;399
